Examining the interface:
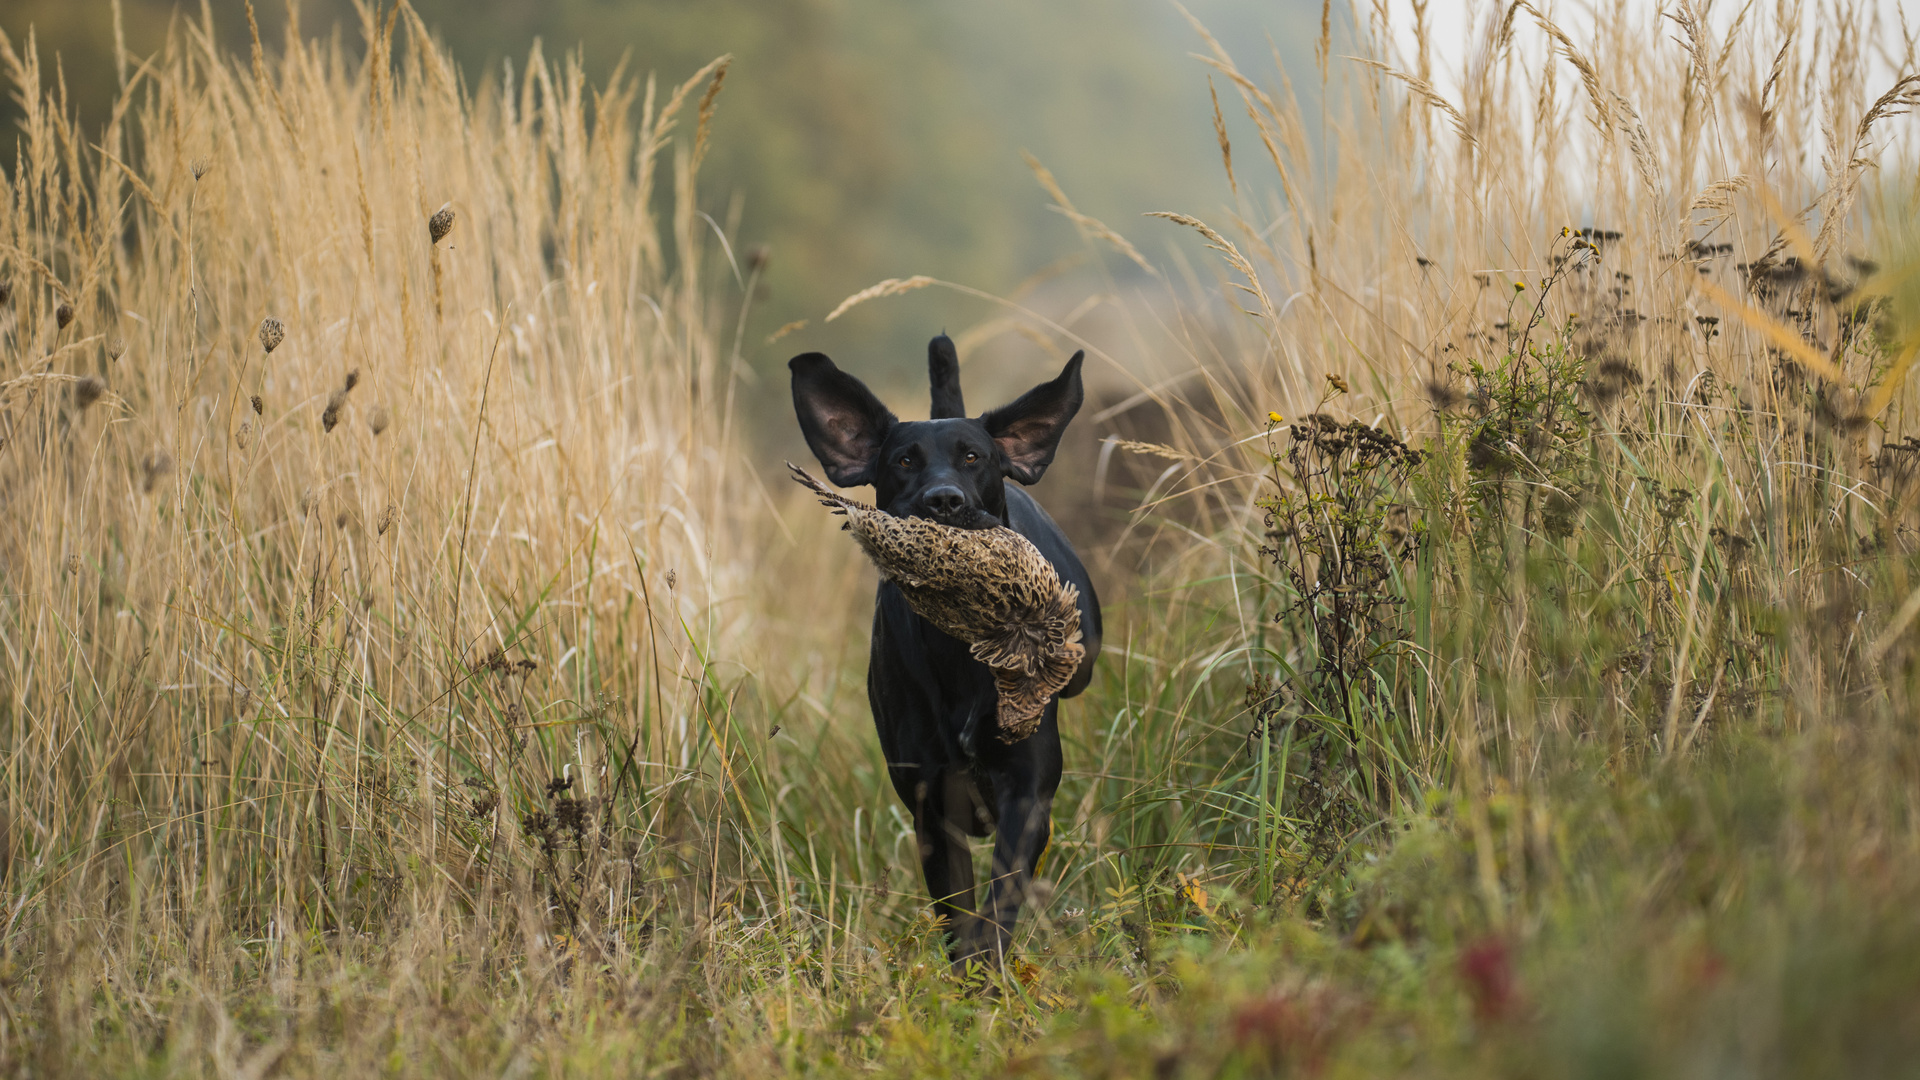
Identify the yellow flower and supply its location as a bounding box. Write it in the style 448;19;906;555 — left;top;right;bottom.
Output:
1513;281;1526;292
1267;411;1284;424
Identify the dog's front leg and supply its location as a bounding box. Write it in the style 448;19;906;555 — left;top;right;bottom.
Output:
975;706;1064;965
912;770;983;962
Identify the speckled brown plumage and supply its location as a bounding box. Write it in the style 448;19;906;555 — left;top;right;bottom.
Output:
789;463;1083;741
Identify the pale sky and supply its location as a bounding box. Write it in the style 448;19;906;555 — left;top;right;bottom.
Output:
1386;0;1914;99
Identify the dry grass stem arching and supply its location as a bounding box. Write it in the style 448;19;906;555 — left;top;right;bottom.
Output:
824;275;938;322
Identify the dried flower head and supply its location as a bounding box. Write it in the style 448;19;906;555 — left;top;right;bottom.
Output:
342;369;360;393
300;489;320;517
377;503;396;536
108;338;125;361
334;511;350;530
55;302;74;329
190;157;211;181
251;394;264;416
259;318;285;354
367;405;391;436
322;390;346;432
236;420;253;449
429;205;456;244
1325;373;1350;394
665;569;678;591
140;451;172;493
74;376;105;410
64;553;81;576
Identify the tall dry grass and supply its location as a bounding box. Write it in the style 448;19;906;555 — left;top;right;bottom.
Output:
1132;0;1920;759
0;4;835;1070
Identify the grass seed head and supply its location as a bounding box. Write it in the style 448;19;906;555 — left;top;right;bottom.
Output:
74;377;105;410
190;156;210;181
259;317;285;354
140;451;172;493
377;503;396;536
236;420;252;449
429;205;456;244
250;394;264;415
55;302;74;329
322;390;346;432
368;405;390;436
108;338;124;361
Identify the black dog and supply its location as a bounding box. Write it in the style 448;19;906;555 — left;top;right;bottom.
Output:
790;335;1102;965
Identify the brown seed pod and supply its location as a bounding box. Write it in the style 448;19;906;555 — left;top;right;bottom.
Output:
259;317;285;354
74;376;105;410
367;405;390;436
251;394;264;416
789;464;1084;741
141;451;172;494
236;421;253;449
377;503;397;536
343;368;360;393
322;390;346;432
55;302;74;329
429;205;456;244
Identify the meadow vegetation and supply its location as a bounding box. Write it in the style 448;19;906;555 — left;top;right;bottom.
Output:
2;1;1919;1076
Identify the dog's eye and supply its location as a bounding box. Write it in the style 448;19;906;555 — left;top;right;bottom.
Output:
896;455;914;469
964;450;979;464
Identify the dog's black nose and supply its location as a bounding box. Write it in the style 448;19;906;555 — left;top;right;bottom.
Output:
920;485;969;518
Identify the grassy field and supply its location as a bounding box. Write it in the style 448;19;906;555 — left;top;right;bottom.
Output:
3;2;1920;1076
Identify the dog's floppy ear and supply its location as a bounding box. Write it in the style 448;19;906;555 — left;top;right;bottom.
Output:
790;353;897;487
980;350;1085;485
928;334;966;419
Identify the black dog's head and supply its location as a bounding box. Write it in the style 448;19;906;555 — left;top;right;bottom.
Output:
790;335;1085;528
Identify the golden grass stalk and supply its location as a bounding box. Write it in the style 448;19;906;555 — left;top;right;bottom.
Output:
824;275;937;322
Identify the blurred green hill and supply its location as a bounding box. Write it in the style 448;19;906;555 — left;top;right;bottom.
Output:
2;0;1315;381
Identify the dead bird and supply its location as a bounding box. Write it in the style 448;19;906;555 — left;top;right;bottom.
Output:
789;462;1083;740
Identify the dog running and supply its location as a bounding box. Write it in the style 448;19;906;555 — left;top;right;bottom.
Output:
789;334;1102;966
